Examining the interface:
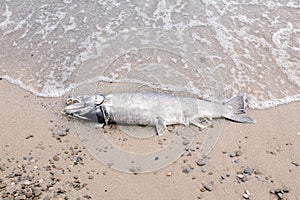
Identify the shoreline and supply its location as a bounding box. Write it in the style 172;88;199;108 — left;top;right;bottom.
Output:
0;80;299;200
2;75;300;110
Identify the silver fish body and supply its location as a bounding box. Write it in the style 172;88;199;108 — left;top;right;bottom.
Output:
63;92;255;135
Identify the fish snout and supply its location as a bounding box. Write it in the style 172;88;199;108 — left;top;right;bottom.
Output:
62;103;86;116
62;95;105;121
62;97;84;115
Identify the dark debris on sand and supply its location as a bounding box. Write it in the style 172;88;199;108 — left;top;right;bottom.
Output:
0;123;99;200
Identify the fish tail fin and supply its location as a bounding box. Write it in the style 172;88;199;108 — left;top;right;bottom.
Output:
223;114;256;123
224;95;246;114
223;95;256;123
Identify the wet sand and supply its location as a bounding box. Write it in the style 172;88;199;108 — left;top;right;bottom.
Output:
0;80;299;200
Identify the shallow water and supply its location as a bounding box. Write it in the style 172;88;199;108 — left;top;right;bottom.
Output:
1;0;299;109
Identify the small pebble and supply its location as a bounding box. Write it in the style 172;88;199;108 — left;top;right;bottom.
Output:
182;168;193;174
182;140;190;145
255;175;262;180
243;194;250;199
270;190;275;194
53;130;67;137
24;180;31;185
245;190;250;196
282;186;290;193
254;170;263;175
236;150;243;156
53;155;60;161
230;152;236;157
166;172;172;176
277;192;283;199
201;166;207;173
200;187;206;192
74;156;83;165
233;159;240;164
197;159;206;166
237;174;244;179
203;183;213;191
244;167;253;174
88;175;94;180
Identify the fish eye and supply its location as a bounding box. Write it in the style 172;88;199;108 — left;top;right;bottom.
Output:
66;98;73;105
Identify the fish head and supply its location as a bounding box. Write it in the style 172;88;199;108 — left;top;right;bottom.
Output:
61;95;105;122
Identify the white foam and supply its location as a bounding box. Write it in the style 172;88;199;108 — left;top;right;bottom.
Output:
0;0;299;110
1;75;75;98
63;16;77;33
0;4;13;30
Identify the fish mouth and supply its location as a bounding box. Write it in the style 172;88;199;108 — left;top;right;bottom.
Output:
62;103;91;120
61;95;105;121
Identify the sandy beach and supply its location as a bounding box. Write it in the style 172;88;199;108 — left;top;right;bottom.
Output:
1;0;300;199
0;80;299;200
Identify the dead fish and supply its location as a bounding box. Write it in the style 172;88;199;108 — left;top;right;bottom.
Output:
62;92;255;135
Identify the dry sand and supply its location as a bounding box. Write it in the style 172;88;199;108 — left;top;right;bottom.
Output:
0;80;299;200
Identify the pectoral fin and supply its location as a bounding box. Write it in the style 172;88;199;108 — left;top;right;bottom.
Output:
155;117;167;136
